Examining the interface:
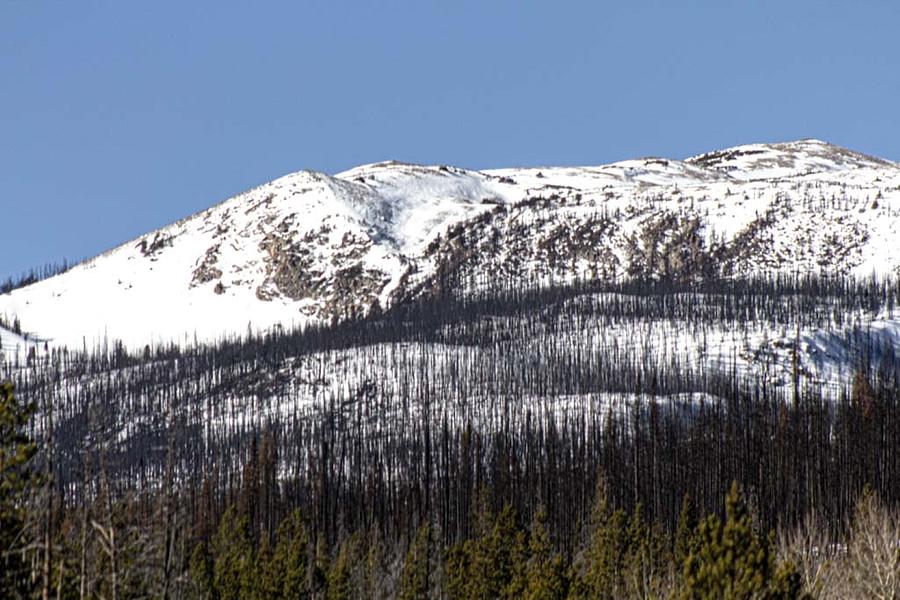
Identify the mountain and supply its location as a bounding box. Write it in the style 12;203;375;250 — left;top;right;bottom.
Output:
6;142;900;565
1;139;899;351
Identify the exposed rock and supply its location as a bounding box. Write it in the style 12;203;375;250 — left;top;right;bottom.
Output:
192;244;223;286
136;232;173;258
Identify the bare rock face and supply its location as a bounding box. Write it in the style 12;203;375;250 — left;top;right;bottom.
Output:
136;232;174;258
255;217;393;321
258;234;319;301
328;265;391;320
412;196;625;295
623;212;717;280
192;245;223;286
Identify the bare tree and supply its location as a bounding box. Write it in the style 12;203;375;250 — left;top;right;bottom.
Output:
93;456;120;600
777;511;838;598
844;490;900;600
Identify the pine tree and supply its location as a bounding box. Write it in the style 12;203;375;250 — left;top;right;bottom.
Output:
188;541;214;599
266;510;310;599
364;527;391;600
503;520;529;600
211;506;254;600
680;481;797;600
238;436;261;544
444;502;527;600
311;534;330;598
255;536;275;599
622;503;670;598
524;509;567;600
769;557;804;600
326;538;353;600
0;381;37;597
674;493;696;571
444;540;474;599
399;523;431;600
484;504;525;599
573;477;627;598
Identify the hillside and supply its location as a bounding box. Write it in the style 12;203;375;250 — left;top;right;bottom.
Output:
1;139;899;352
5;142;900;600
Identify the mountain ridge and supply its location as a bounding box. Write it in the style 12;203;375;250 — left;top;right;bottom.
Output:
2;139;900;351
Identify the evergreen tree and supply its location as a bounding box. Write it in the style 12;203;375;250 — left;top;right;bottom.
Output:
254;536;275;599
267;510;310;599
189;541;214;599
681;482;799;600
571;477;627;598
0;381;37;597
211;506;254;600
674;493;696;571
483;504;526;599
622;503;670;598
326;538;353;600
364;527;391;600
311;534;330;598
399;522;432;600
769;558;804;600
444;502;527;599
444;540;474;599
524;509;567;600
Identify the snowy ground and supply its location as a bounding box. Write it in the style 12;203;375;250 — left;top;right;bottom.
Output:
1;139;898;355
0;323;35;360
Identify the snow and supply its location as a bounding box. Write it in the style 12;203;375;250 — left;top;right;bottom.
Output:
333;162;515;254
686;139;896;181
0;323;35;360
1;139;900;356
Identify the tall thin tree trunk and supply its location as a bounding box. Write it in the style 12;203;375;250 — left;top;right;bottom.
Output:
93;460;120;600
42;393;54;600
79;499;88;600
161;407;177;600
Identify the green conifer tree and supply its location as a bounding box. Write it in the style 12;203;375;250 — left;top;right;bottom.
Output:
484;504;524;599
0;381;37;597
445;501;527;600
312;534;330;598
581;480;627;598
399;522;432;600
674;493;697;572
365;526;391;600
254;535;275;599
769;558;804;600
188;541;214;599
444;540;474;600
681;482;800;600
269;510;310;599
326;538;353;600
524;509;567;600
211;506;255;600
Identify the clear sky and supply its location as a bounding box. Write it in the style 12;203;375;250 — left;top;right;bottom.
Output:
2;0;898;278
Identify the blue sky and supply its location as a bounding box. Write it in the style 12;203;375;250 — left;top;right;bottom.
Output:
2;0;898;278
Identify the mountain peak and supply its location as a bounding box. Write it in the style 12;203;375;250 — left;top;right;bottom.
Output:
687;139;895;180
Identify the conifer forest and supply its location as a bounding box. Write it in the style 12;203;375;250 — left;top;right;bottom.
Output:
4;273;900;598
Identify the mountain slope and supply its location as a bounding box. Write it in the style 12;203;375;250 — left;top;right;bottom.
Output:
2;139;899;351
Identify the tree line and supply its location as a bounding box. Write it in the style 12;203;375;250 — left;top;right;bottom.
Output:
6;380;900;597
3;273;900;596
0;259;70;295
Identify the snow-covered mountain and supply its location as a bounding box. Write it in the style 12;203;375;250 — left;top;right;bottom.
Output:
2;139;899;351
